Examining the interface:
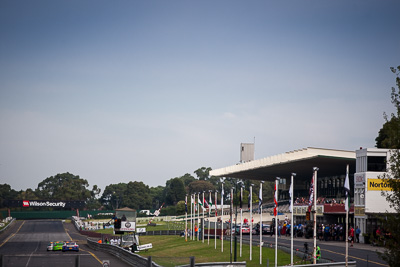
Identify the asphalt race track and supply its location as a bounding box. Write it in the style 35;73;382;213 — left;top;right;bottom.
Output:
240;233;389;267
0;220;130;267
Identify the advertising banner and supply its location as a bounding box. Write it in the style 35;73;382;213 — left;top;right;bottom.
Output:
367;179;392;191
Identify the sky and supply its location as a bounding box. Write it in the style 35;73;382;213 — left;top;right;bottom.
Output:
1;0;400;193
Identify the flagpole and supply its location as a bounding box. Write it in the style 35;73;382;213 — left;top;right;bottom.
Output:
313;167;319;265
215;190;217;250
230;188;233;259
240;186;243;257
221;182;224;252
191;194;193;241
198;192;200;241
260;181;264;265
345;164;350;267
208;190;211;245
250;184;253;261
290;173;296;266
185;195;188;242
202;191;205;243
275;178;279;267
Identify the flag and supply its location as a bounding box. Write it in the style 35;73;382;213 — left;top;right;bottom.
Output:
274;183;278;216
198;195;205;211
289;181;293;213
344;168;350;212
209;193;213;209
258;186;263;214
203;196;210;208
185;198;188;213
248;193;251;209
308;174;314;212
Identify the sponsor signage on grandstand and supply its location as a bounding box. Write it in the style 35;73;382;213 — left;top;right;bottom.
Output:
4;199;85;208
367;178;392;191
23;200;67;208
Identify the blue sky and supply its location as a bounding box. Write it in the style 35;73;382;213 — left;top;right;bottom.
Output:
1;0;399;192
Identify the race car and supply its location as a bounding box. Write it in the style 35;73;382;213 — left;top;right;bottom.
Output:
62;241;79;252
47;241;64;251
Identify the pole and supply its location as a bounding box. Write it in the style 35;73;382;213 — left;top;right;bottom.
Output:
250;185;253;261
234;183;238;262
240;186;243;257
290;173;296;266
208;191;211;245
215;191;217;250
185;195;188;242
221;183;224;252
197;193;200;241
313;167;319;265
230;188;233;262
275;178;279;267
190;194;194;243
346;164;349;267
260;181;263;265
202;191;205;243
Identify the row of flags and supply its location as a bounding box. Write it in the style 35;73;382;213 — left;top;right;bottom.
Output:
184;168;351;215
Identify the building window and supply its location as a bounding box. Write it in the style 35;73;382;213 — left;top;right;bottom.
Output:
367;156;386;172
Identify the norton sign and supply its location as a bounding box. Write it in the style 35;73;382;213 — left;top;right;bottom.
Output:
23;200;66;208
367;179;392;191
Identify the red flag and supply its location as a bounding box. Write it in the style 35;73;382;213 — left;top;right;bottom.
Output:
203;196;210;208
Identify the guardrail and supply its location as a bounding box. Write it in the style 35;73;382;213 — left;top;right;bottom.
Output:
0;218;15;234
87;237;162;267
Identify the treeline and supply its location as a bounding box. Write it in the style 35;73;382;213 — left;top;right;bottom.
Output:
0;167;274;216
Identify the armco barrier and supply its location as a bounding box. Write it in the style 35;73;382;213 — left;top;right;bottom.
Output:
0;218;15;234
87;237;162;267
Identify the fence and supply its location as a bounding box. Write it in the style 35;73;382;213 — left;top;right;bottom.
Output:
87;237;162;267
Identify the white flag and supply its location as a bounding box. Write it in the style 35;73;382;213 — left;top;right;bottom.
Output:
344;169;350;212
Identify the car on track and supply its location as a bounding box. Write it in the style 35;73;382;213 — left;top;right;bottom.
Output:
47;241;64;251
62;241;79;252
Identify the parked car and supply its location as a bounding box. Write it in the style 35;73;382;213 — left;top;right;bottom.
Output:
254;222;273;235
62;241;79;252
234;225;251;234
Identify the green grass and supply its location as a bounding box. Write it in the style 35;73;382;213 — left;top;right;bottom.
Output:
137;235;302;267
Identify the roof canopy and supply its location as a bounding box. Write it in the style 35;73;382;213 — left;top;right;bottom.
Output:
209;147;356;182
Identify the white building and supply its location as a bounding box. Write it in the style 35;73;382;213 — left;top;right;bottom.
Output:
354;148;395;243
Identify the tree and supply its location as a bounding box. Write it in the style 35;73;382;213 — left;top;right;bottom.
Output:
164;178;185;205
0;184;18;208
194;167;212;180
100;183;127;209
376;66;400;149
122;181;152;210
187;180;215;194
150;186;165;209
378;66;400;266
36;172;97;202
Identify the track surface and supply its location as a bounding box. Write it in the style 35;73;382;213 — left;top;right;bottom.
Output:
238;233;389;266
0;220;130;267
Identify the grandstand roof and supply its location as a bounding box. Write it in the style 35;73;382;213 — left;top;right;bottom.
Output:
209;147;356;182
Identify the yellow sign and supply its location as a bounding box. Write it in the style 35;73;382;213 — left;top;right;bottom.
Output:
367;179;392;191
